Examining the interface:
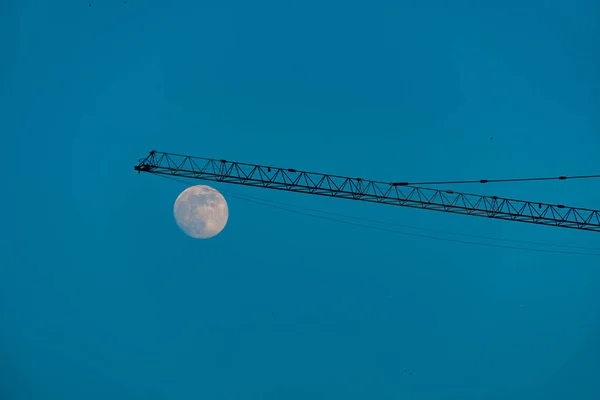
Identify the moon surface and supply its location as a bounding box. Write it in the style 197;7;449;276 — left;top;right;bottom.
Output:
173;185;229;239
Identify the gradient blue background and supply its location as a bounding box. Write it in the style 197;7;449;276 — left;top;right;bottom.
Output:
2;1;599;398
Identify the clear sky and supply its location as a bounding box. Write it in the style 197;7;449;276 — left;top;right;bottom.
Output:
2;1;600;399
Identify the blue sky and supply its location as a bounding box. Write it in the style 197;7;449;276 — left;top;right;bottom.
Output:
2;0;599;398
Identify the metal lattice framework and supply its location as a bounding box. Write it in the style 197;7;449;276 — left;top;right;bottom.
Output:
134;150;600;232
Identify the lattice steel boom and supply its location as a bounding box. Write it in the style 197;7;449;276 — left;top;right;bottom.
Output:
134;150;600;232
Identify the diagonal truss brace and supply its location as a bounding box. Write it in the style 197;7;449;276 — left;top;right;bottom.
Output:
134;150;600;232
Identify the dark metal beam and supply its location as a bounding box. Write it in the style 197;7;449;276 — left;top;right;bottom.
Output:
135;150;600;232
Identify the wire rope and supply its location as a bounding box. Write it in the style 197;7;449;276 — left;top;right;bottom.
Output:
401;174;600;186
152;173;600;257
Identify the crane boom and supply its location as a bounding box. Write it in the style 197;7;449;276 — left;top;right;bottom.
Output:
134;150;600;232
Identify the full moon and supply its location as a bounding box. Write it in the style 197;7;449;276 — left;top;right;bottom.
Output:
173;185;229;239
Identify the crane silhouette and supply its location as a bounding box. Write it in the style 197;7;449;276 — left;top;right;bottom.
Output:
134;150;600;233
